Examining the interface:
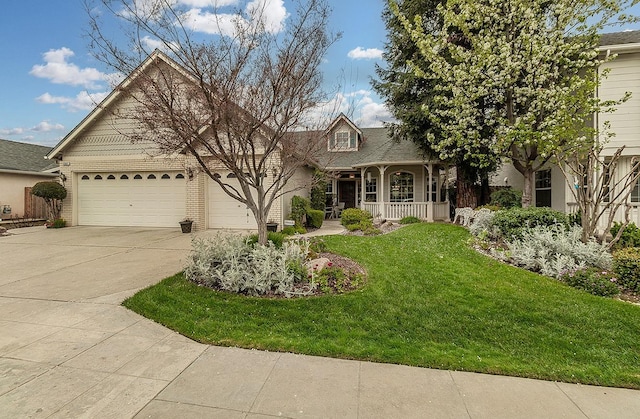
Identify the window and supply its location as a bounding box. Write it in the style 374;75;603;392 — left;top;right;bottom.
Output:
365;178;377;202
161;174;171;179
602;163;612;203
331;131;356;150
390;172;414;202
94;175;102;180
631;167;640;203
107;174;115;180
81;175;90;180
134;174;142;179
120;174;129;180
535;169;551;207
176;173;185;179
147;174;157;179
326;181;334;206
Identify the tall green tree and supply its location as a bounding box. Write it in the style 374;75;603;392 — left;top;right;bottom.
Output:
395;0;636;207
373;0;499;208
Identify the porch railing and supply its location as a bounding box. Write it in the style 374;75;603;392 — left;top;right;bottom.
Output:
567;202;640;231
362;202;449;222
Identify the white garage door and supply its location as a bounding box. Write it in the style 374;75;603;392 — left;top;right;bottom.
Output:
77;172;186;227
208;173;258;230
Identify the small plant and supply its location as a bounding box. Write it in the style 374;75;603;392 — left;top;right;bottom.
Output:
307;209;324;229
247;232;287;249
309;170;328;211
314;266;363;294
282;225;306;235
51;218;66;228
560;268;620;297
340;208;372;227
610;222;640;249
492;207;569;240
490;188;522;209
613;247;640;292
399;216;421;224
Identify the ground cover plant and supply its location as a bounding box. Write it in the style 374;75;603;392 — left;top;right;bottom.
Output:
124;223;640;389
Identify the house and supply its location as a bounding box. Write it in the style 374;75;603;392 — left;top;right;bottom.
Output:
46;50;452;231
493;30;640;227
0;139;58;220
315;114;450;222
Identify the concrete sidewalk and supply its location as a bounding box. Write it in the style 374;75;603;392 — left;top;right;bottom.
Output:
0;226;639;418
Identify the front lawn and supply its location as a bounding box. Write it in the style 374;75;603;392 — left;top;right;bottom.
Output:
123;223;640;388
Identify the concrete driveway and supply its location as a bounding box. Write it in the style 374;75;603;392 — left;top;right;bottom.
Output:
1;226;640;418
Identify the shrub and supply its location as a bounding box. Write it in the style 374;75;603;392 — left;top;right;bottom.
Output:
492;207;569;240
340;208;372;227
307;209;324;229
282;225;306;235
184;233;310;297
31;181;67;220
247;232;287;248
399;216;421;224
610;222;640;249
290;195;311;225
613;247;640;292
500;225;612;279
476;204;500;212
51;218;66;228
560;268;620;297
468;208;496;238
490;188;522;209
309;171;327;211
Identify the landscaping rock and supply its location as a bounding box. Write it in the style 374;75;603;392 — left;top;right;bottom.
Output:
0;226;9;236
305;257;331;272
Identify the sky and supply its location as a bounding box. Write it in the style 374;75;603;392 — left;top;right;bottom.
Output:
0;0;391;147
1;1;639;148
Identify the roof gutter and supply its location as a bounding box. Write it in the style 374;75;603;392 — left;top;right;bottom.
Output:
598;43;640;53
0;168;58;177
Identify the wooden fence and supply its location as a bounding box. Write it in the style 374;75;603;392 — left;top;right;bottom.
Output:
23;187;48;219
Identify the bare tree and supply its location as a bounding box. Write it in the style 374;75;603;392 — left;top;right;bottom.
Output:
558;144;640;248
86;0;340;244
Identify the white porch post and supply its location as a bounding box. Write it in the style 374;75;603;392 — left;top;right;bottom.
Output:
427;163;434;222
360;167;366;209
378;165;388;219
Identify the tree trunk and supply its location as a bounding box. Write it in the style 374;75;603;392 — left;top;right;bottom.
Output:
456;165;478;208
521;167;535;208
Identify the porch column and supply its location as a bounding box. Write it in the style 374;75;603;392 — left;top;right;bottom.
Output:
360;167;366;209
378;165;388;219
426;163;434;222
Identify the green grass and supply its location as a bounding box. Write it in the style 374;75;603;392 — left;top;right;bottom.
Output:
123;223;640;388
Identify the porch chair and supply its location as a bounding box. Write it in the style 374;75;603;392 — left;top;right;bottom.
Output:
336;202;345;218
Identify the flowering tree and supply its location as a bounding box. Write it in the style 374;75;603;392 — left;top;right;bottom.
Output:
86;0;338;244
394;0;636;207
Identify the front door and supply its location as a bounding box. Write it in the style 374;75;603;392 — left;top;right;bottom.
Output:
339;181;356;208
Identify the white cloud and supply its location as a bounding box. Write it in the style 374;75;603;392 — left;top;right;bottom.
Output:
141;36;180;54
36;91;110;112
30;47;114;89
180;0;288;36
31;121;65;132
302;90;392;129
179;0;238;6
347;47;383;60
0;127;25;136
246;0;288;34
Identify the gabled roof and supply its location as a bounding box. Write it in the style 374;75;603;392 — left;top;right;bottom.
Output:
315;127;436;170
326;113;363;136
47;50;196;160
0;138;57;172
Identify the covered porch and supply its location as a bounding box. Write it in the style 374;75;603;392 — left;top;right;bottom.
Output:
326;162;451;222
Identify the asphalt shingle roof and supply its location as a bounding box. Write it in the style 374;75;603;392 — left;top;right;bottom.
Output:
0;139;56;172
600;30;640;46
315;127;434;170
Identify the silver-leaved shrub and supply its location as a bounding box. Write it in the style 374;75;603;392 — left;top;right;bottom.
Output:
468;208;497;238
500;225;612;278
184;233;310;296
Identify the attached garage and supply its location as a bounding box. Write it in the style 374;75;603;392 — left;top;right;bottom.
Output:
208;173;258;230
77;172;186;227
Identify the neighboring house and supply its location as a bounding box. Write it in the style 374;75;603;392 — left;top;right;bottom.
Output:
492;30;640;227
0;139;58;220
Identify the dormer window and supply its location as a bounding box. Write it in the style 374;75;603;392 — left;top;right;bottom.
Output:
330;130;357;151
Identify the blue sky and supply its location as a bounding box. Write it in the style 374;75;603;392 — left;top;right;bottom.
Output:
0;0;390;147
1;1;638;147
